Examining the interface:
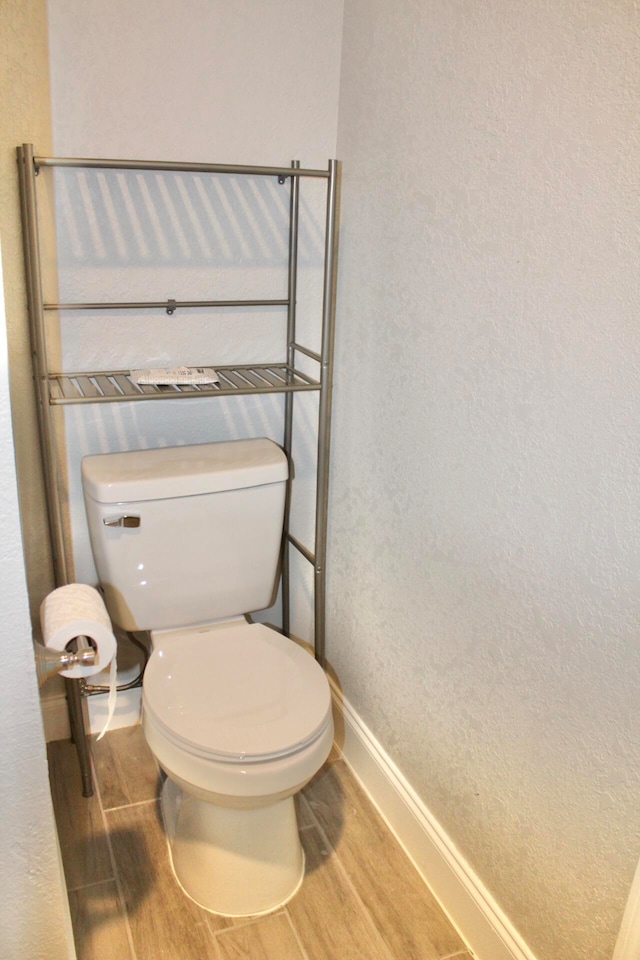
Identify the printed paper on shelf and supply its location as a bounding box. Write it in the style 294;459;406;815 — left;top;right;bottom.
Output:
130;366;220;385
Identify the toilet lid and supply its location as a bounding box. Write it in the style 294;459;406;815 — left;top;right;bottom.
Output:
142;622;332;762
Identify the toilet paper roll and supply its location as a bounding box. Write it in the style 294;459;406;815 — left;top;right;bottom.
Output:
40;584;117;679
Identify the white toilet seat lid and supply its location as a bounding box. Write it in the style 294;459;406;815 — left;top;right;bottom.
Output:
143;622;332;762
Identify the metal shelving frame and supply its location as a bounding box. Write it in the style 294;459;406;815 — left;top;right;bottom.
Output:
18;143;339;796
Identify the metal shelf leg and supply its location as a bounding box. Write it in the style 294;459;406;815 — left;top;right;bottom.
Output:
65;677;93;797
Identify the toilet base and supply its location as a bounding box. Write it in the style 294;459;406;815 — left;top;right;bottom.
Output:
161;777;305;917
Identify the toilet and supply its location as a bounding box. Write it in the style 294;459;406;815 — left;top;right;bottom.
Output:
81;438;334;917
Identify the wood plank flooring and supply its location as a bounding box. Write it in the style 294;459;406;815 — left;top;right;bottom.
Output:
48;727;472;960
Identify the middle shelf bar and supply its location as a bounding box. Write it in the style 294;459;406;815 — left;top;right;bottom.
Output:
44;298;289;312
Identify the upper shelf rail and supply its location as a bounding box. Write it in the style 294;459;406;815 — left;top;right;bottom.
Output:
44;298;289;312
33;154;331;179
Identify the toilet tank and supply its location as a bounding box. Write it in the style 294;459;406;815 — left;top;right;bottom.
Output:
81;439;288;632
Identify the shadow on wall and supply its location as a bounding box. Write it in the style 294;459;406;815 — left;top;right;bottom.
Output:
34;163;328;370
41;166;325;274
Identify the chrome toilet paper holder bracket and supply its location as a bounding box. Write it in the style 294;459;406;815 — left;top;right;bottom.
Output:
34;635;97;687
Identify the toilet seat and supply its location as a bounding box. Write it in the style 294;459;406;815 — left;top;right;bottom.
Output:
142;622;332;764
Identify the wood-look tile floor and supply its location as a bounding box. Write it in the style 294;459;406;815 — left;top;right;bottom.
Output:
48;726;472;960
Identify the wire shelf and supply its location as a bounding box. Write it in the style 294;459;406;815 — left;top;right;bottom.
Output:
47;363;320;404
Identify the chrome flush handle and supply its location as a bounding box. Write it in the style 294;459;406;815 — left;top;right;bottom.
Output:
103;515;141;528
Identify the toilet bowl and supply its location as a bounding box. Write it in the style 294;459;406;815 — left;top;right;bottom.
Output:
142;619;333;915
81;438;333;916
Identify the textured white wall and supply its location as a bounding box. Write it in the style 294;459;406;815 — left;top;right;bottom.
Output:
48;0;342;167
0;2;74;956
330;2;640;959
0;260;73;957
45;0;343;642
1;0;55;624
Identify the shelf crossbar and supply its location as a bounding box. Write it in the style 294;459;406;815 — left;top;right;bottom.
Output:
286;533;315;566
34;154;330;179
44;299;289;312
291;342;322;363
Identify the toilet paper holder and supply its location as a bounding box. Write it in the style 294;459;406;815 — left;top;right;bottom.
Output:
34;635;96;687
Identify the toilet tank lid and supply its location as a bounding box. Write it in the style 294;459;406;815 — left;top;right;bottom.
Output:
81;439;288;503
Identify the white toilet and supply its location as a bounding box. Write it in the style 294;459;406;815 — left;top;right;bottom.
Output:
81;438;334;917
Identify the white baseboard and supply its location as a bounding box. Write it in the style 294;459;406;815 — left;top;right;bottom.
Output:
331;681;538;960
87;687;142;733
40;694;71;743
40;687;142;741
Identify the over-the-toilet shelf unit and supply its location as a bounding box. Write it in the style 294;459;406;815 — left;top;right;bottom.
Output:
18;143;339;796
